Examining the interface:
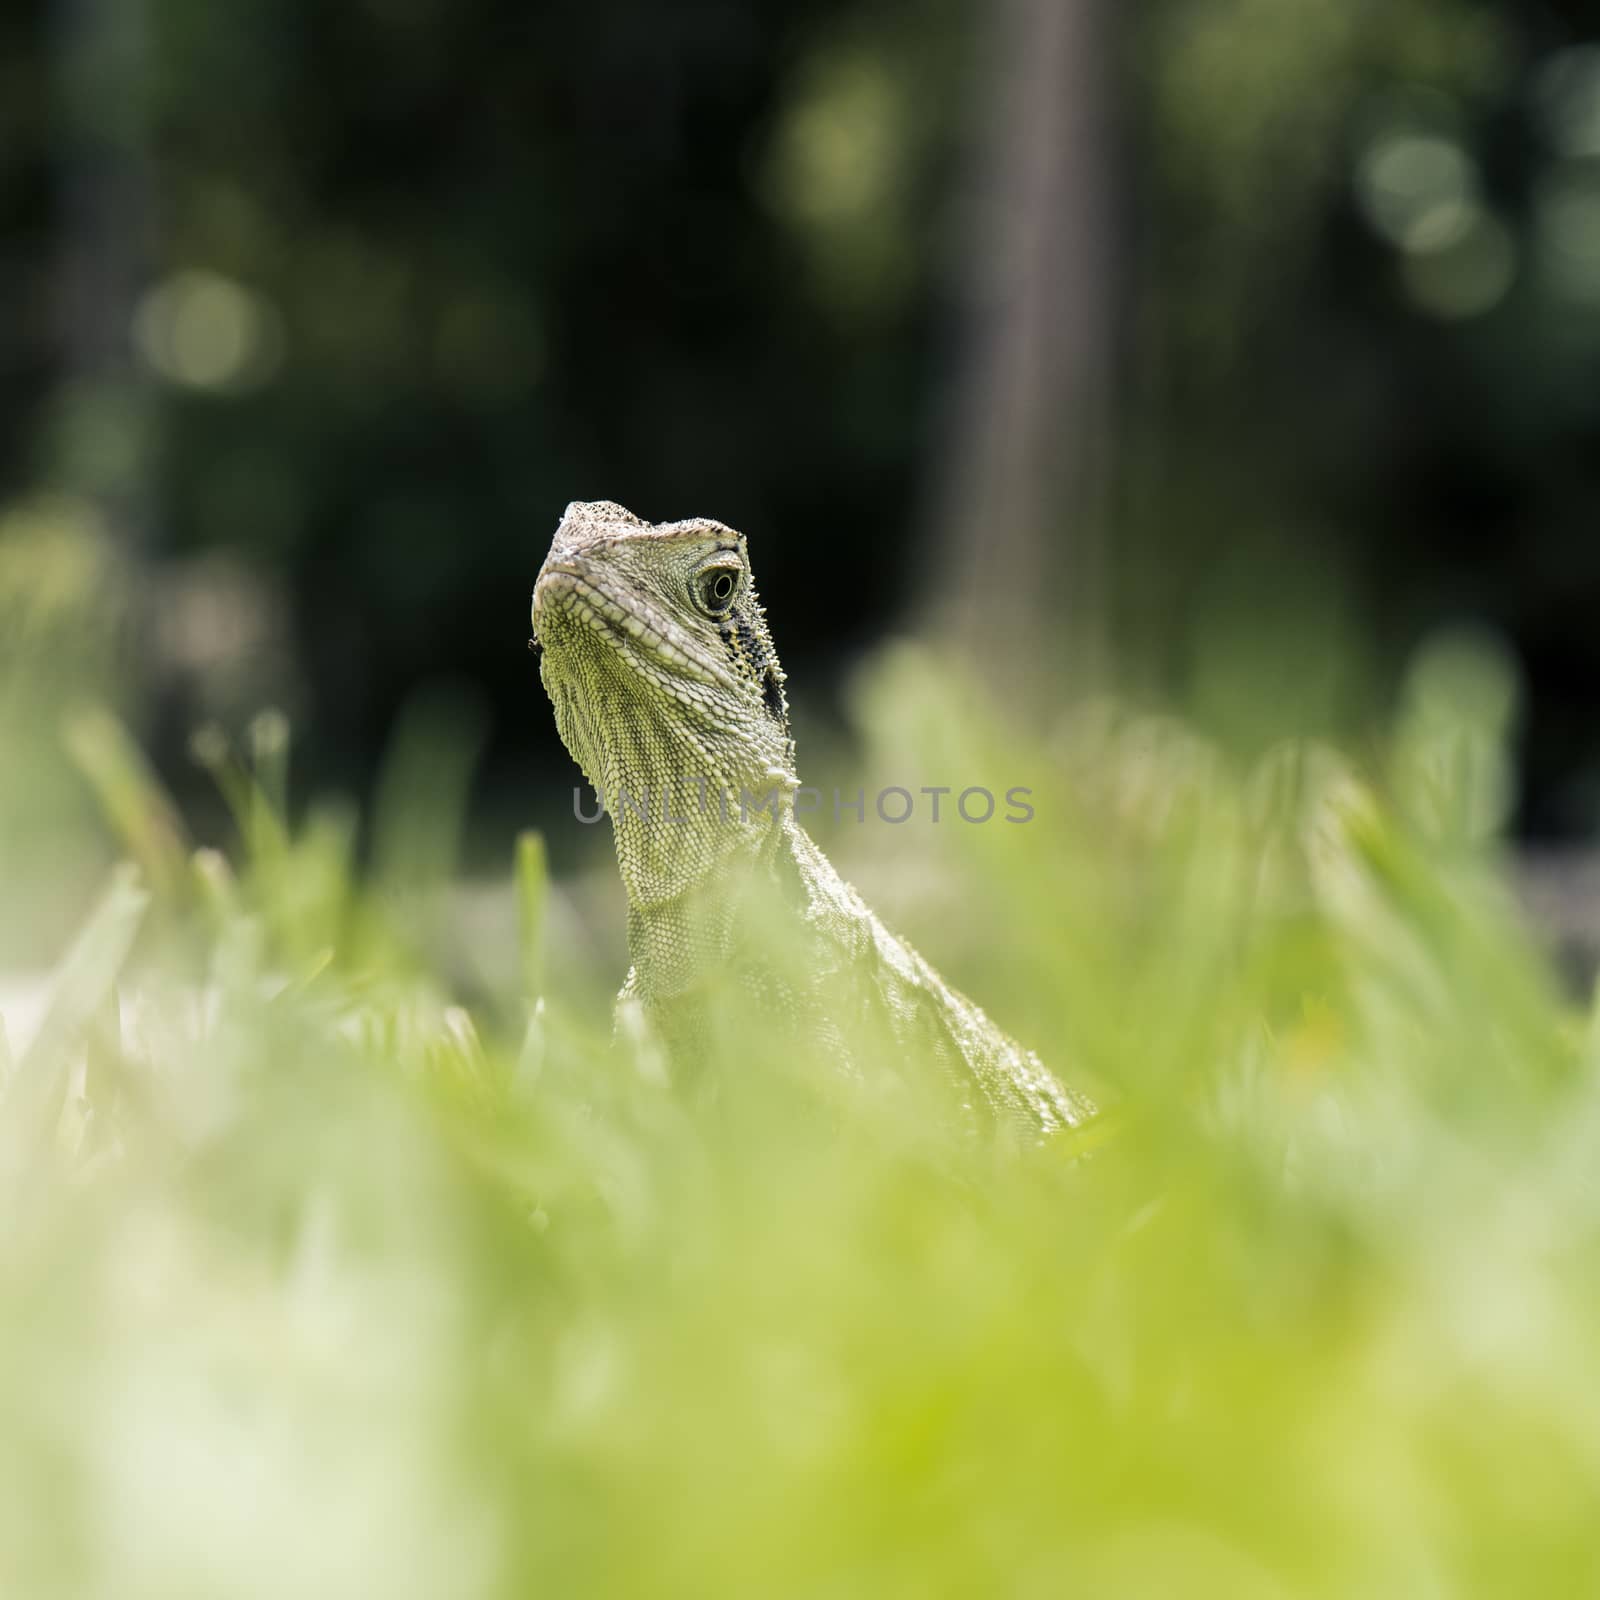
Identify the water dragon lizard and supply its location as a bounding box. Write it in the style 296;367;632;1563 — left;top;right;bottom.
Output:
531;500;1092;1134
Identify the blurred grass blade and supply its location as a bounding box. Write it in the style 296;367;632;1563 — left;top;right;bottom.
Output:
65;706;190;899
516;830;548;1003
0;863;148;1166
191;723;290;867
370;684;488;899
250;708;292;821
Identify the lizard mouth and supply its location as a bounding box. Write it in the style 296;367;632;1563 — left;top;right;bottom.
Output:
533;563;740;693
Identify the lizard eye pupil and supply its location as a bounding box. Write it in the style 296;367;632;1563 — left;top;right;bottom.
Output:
705;571;736;608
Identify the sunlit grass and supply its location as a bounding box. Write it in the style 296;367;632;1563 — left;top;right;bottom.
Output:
2;537;1598;1595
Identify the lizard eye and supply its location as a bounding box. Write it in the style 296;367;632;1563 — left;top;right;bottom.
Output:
699;568;739;613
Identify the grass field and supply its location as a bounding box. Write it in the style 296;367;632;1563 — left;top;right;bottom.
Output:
2;533;1598;1595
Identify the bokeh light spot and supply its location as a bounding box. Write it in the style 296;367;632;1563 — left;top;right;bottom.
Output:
1534;170;1600;304
1356;132;1478;254
132;271;285;394
1534;45;1600;159
1400;208;1515;320
762;54;905;228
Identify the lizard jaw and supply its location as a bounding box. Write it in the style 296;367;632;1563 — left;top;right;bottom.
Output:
533;563;741;694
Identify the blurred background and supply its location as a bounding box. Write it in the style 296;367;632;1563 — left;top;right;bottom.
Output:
4;0;1600;935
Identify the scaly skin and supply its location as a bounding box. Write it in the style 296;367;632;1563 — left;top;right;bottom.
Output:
531;500;1092;1133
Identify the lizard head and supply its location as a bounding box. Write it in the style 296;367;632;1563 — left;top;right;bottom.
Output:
532;500;795;808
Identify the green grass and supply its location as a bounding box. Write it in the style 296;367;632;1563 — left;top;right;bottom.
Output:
2;536;1598;1594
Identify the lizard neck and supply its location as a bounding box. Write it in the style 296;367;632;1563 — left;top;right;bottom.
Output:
602;758;798;908
615;799;811;999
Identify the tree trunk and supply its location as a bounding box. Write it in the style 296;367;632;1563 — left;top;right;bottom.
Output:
923;0;1118;690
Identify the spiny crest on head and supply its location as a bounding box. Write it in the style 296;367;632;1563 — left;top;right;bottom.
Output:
567;499;646;528
558;501;743;553
551;500;644;558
